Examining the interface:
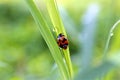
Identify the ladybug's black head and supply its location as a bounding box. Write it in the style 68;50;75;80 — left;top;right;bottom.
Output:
59;33;64;37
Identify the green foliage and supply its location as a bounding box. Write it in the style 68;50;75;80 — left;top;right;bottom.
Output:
44;0;73;78
0;0;120;80
25;0;73;80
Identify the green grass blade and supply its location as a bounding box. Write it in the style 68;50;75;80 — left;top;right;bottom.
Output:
44;0;65;35
25;0;69;79
44;0;73;79
103;19;120;60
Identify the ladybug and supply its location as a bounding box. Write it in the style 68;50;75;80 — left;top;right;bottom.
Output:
57;33;69;49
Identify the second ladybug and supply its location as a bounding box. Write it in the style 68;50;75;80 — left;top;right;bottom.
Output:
57;33;69;50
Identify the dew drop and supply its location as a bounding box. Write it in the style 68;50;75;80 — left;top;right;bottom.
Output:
53;27;57;33
110;33;114;36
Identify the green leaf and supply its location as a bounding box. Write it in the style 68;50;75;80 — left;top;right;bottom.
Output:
44;0;73;79
103;20;120;60
25;0;70;79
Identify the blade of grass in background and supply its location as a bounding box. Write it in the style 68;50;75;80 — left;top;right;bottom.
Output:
103;19;120;60
44;0;73;79
80;4;100;69
25;0;69;79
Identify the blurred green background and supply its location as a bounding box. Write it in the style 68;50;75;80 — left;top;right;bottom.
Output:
0;0;120;80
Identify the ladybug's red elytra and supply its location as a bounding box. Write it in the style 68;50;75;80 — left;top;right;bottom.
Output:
57;33;69;49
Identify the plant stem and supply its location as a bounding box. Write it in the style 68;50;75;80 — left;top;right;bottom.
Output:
103;19;120;60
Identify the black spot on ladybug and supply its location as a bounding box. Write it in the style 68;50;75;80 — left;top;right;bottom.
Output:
57;33;69;49
62;38;67;43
